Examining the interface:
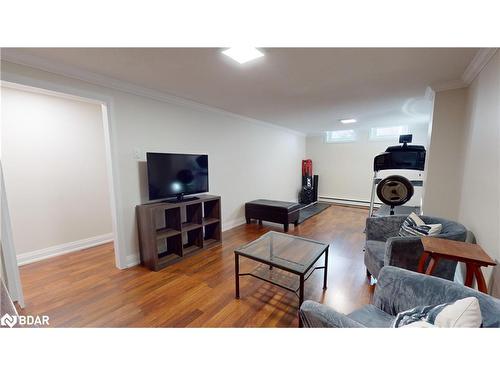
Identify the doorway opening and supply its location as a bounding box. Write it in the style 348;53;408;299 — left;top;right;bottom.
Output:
1;81;123;277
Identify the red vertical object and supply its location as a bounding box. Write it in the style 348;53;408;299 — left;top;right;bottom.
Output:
301;159;314;203
302;159;313;177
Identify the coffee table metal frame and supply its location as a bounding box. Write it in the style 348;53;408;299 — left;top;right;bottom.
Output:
234;231;329;307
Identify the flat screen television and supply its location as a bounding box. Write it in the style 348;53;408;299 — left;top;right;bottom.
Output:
147;153;208;201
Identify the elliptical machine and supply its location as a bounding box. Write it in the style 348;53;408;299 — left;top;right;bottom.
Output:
368;134;426;217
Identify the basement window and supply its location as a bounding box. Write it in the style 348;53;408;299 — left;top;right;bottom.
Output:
369;125;408;140
325;129;356;143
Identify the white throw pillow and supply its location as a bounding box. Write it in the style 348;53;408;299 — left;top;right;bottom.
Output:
393;297;482;328
399;212;442;237
409;212;425;226
434;297;482;327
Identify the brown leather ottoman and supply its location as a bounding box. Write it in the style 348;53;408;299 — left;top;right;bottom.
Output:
245;199;302;232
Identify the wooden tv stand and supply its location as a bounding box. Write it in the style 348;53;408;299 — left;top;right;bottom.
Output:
136;195;221;271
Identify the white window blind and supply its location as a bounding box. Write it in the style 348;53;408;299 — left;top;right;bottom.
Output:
325;129;356;143
369;125;408;140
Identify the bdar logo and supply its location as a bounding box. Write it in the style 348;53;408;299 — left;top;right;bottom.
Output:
1;313;18;328
0;313;49;327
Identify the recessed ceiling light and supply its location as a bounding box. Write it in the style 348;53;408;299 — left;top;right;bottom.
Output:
340;118;357;124
222;47;264;64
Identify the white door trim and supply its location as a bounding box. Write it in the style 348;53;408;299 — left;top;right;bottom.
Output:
0;79;127;269
1;162;25;307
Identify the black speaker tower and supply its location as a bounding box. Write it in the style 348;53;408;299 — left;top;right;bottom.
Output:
312;175;319;202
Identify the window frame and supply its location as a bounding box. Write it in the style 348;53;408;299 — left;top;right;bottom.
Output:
325;129;357;143
369;125;409;141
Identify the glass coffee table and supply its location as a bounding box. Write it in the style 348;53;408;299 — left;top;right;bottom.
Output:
234;231;329;307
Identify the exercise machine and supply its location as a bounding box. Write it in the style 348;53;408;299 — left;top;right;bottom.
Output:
368;134;426;217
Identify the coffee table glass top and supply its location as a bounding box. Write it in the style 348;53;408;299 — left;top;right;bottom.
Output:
234;231;328;274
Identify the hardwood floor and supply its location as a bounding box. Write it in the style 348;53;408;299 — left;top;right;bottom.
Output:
18;204;374;327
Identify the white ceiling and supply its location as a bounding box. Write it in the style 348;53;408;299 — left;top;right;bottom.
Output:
1;48;478;135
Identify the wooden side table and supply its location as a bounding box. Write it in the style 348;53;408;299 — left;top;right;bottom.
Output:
418;237;496;294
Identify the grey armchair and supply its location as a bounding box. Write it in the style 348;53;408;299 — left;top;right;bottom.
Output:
364;215;467;281
299;266;500;328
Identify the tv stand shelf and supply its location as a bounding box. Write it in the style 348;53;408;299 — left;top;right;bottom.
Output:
136;195;221;271
202;217;219;226
181;222;202;231
156;228;181;240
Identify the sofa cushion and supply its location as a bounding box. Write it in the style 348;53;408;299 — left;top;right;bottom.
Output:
347;305;394;327
364;240;386;278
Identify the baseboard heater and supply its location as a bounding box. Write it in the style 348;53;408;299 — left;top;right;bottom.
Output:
319;196;382;208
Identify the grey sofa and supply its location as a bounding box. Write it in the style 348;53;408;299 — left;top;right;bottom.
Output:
364;215;467;281
300;266;500;328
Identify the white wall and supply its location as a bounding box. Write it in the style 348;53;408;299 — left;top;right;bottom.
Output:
423;52;499;295
1;86;113;257
0;61;306;267
423;88;467;219
458;51;500;294
306;124;429;205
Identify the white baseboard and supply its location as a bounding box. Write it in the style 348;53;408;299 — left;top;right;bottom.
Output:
222;217;247;231
319;196;381;208
17;233;114;266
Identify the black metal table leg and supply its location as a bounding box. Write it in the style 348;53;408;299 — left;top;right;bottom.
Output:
235;253;240;299
299;274;305;307
323;246;329;290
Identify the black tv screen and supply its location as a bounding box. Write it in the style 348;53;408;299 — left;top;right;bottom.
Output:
147;153;208;200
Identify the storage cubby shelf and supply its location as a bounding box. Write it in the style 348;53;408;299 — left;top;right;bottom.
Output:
156;228;181;240
182;222;202;231
203;238;219;248
202;217;219;226
136;195;222;271
183;244;202;257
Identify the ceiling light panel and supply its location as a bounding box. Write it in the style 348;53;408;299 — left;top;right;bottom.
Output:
222;47;264;64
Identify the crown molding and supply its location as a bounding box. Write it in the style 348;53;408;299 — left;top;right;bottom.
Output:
0;49;306;137
430;48;497;92
0;79;106;105
430;79;468;93
462;48;497;85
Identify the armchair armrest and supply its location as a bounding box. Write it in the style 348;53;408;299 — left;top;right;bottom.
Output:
299;301;365;328
366;215;406;242
384;236;423;272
